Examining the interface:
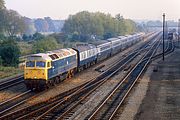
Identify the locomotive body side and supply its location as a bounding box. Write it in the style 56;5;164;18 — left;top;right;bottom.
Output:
47;48;77;80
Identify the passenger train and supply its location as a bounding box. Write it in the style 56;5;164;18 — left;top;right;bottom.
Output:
24;33;144;90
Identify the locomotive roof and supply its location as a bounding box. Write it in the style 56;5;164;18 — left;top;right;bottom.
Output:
27;53;52;61
27;48;77;61
73;43;96;52
89;40;110;46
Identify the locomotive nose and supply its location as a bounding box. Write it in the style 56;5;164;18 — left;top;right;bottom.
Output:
25;69;46;80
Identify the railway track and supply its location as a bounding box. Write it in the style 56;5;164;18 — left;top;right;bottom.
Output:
49;35;162;120
0;80;97;120
31;35;161;120
0;75;24;91
86;36;162;120
0;32;161;120
0;90;32;116
151;39;174;61
87;38;174;120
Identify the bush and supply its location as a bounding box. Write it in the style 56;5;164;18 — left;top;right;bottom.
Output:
32;32;45;40
0;40;20;67
32;37;59;53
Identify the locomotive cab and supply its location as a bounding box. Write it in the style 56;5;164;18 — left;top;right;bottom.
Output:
24;60;51;80
24;54;52;89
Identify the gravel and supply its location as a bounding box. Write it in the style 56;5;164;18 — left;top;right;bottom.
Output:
0;83;27;102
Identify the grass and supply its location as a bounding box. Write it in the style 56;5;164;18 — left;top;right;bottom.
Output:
0;66;23;79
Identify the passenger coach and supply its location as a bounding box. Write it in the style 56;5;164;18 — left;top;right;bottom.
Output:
73;44;98;71
91;40;112;62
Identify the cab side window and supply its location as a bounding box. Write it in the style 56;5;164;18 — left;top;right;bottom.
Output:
47;62;50;67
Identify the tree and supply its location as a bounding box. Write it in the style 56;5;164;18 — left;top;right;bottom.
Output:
0;0;5;9
32;37;59;53
44;17;56;32
0;56;2;66
62;11;138;41
124;19;137;34
0;40;20;67
23;17;36;35
34;18;49;32
32;32;45;40
50;33;67;43
0;9;26;38
115;14;123;21
0;33;6;40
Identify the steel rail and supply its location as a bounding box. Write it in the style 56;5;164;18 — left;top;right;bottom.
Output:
35;34;161;120
0;75;24;91
87;35;162;120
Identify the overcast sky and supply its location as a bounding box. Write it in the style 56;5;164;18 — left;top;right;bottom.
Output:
4;0;180;21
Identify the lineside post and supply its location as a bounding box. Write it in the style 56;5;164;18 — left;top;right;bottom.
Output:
162;13;165;61
178;19;180;45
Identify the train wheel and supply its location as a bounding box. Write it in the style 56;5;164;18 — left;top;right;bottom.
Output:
49;80;54;86
55;77;60;84
25;84;30;89
88;63;91;67
60;74;65;81
36;86;43;91
65;72;69;79
47;81;51;88
68;70;73;79
46;84;50;89
71;69;74;77
85;64;88;69
78;68;81;72
52;79;55;86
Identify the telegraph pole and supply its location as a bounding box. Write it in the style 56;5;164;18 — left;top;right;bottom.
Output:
162;13;165;61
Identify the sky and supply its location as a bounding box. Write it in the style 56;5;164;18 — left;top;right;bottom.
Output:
4;0;180;21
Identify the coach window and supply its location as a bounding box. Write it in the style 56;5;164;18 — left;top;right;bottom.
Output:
89;51;91;56
84;53;86;58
